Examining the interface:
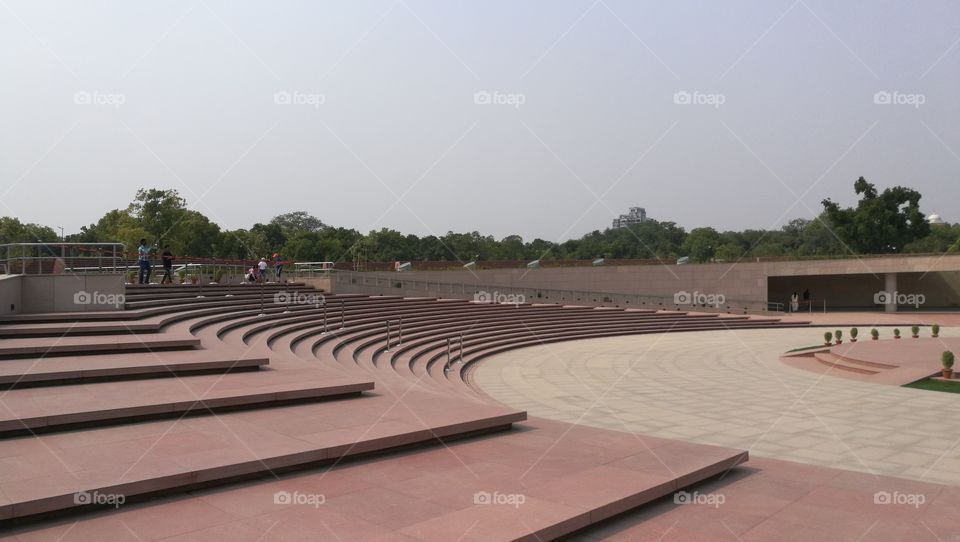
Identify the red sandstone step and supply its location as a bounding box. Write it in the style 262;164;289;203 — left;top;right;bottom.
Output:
0;334;200;358
0;391;524;521
0;417;747;540
0;350;269;386
0;370;373;434
812;352;880;375
0;321;160;337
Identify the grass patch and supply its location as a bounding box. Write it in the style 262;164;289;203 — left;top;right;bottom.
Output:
904;379;960;394
785;345;826;353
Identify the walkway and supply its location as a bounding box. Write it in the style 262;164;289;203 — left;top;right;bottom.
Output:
473;327;960;485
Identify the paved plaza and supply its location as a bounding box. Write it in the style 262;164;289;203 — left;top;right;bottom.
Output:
474;326;960;485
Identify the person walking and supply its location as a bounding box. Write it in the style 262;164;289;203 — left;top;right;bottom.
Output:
160;246;174;284
273;252;283;283
137;239;152;284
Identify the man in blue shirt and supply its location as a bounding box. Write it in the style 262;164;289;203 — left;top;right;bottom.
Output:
137;239;152;284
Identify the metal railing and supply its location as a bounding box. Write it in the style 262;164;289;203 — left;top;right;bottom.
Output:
0;243;125;275
292;261;336;278
335;271;783;314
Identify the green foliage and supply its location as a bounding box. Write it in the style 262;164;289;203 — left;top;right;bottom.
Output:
835;329;842;340
821;177;930;253
943;351;955;369
912;325;920;336
894;328;901;337
871;328;879;338
932;324;940;336
850;327;858;338
4;177;954;265
824;331;833;343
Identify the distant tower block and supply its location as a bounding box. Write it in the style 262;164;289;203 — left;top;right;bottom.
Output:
612;207;647;229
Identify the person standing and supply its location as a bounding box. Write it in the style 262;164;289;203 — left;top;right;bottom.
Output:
273;252;283;283
160;246;174;284
137;239;152;284
258;257;268;282
790;291;800;313
802;288;811;311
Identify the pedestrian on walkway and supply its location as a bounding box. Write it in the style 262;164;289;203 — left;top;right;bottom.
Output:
137;239;152;284
160;246;174;284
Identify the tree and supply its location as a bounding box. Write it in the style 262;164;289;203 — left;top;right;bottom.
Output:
270;211;326;233
128;189;188;244
821;177;930;254
682;227;720;263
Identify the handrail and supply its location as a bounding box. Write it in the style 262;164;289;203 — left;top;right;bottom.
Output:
1;242;126;275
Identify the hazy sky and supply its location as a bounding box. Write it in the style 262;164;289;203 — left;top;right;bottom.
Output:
1;0;958;242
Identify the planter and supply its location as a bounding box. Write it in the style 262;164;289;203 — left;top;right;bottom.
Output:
943;369;953;380
850;339;857;343
913;335;919;339
836;340;843;344
871;336;878;341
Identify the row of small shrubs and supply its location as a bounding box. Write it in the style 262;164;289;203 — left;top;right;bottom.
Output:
823;324;941;345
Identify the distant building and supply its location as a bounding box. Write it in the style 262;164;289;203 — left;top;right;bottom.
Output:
927;212;945;225
612;207;647;229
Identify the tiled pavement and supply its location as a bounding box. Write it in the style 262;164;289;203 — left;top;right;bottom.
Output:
473;327;960;485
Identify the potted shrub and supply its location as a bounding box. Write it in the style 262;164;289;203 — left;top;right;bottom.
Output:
932;324;940;338
893;328;901;340
835;329;843;344
824;331;833;346
942;351;954;379
871;328;879;341
850;328;859;342
911;325;920;339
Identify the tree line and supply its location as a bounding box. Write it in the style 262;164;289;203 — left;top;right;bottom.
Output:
1;178;957;265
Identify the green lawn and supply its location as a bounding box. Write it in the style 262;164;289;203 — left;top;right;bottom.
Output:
904;378;960;394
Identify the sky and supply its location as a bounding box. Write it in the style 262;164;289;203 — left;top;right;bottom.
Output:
1;0;958;242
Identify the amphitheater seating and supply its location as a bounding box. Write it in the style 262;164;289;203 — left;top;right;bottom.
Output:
0;282;809;538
